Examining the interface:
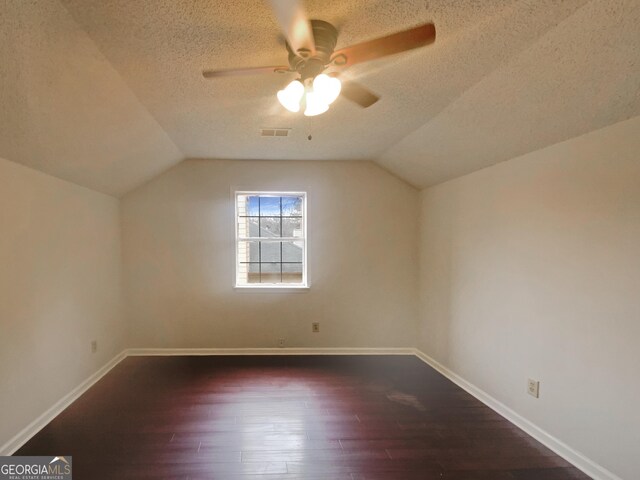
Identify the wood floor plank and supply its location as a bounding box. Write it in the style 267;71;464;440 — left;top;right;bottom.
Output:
14;355;592;479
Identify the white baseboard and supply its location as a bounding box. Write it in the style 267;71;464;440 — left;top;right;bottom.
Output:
0;350;127;456
126;347;415;356
412;348;622;480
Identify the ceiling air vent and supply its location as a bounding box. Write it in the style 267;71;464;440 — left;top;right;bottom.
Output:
261;128;291;137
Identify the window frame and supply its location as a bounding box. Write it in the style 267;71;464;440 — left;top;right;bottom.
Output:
234;191;308;290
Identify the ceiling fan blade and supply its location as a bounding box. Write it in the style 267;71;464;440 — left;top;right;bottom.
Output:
268;0;316;56
332;23;435;68
202;66;289;78
341;81;380;108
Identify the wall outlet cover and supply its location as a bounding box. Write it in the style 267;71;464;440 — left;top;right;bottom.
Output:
528;379;540;398
312;322;320;333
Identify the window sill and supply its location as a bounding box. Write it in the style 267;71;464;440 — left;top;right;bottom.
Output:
234;285;310;293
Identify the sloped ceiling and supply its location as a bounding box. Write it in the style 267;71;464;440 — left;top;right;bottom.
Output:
2;0;639;194
0;0;183;196
379;0;640;186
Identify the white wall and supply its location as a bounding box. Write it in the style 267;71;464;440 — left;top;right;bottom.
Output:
418;116;640;479
122;159;419;348
0;157;125;449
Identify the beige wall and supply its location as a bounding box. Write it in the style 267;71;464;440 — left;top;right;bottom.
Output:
418;116;640;479
0;157;125;450
3;111;637;477
122;159;419;348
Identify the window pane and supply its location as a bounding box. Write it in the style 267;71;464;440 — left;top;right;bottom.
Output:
236;192;305;287
238;261;261;285
281;263;303;284
282;196;303;216
282;241;303;263
238;241;260;263
259;197;280;216
237;217;259;237
282;217;302;238
260;263;281;283
260;217;281;237
246;263;260;284
246;196;260;216
261;241;281;262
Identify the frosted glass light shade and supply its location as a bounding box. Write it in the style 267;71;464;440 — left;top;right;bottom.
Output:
312;74;341;105
277;80;304;112
304;91;329;116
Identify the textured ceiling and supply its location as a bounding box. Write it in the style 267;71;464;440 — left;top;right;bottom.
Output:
379;0;640;186
2;0;639;194
60;0;521;166
0;0;182;196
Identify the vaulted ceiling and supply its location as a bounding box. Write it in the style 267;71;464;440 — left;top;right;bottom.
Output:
2;0;639;196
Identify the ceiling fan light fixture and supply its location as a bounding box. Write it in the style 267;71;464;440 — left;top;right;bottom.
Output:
312;73;341;105
277;80;305;112
303;91;329;116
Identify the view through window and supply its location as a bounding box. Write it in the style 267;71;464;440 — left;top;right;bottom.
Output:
236;192;306;286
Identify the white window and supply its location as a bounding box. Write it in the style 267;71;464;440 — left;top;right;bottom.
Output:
235;192;307;288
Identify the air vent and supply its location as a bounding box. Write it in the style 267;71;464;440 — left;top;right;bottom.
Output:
261;128;291;137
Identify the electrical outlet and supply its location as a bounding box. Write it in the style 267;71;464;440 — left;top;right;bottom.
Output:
91;340;98;354
312;322;320;333
278;338;285;348
527;379;540;398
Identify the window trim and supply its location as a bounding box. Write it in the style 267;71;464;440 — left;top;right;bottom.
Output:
234;191;308;290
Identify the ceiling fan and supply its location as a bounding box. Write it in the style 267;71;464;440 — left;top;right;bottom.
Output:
202;0;436;116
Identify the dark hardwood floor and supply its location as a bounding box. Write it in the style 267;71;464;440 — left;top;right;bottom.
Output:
15;355;591;479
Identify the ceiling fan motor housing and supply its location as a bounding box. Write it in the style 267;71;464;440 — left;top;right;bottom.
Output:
287;20;338;79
